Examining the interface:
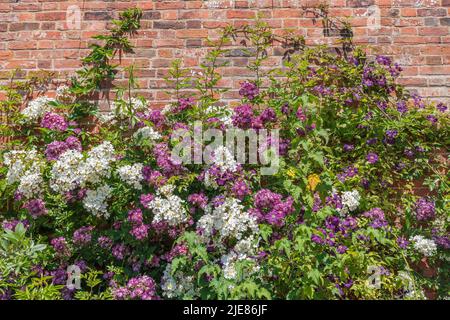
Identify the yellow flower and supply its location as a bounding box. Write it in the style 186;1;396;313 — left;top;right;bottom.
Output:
307;174;321;191
286;168;296;178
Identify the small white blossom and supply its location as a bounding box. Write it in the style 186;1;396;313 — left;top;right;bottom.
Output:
21;96;55;122
410;235;437;257
198;198;258;241
148;186;189;226
17;167;43;199
338;190;360;215
117;163;144;190
83;185;112;218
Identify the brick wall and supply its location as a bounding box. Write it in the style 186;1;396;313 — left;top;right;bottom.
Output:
0;0;449;107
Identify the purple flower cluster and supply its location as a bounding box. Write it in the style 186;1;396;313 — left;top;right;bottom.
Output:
311;216;359;254
363;208;388;229
337;165;358;182
140;193;155;209
128;208;149;240
436;103;447;113
23;199;47;218
175;97;195;113
366;152;379;164
232;104;254;129
239;81;259;100
41;112;68;132
45;136;82;161
231;180;251;200
112;275;159;300
51;237;70;256
414;198;435;222
2;219;29;231
296;107;307;122
252;189;294;226
187;193;208;209
152;143;184;176
384;129;398;145
73;226;94;246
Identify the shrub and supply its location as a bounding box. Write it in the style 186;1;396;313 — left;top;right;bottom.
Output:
0;8;448;300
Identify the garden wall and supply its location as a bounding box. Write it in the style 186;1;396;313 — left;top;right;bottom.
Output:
0;0;449;107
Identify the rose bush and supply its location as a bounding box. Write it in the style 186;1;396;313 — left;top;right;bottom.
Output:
0;8;448;300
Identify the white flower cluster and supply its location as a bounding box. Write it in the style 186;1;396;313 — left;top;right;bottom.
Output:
161;263;197;299
21;96;55;122
3;149;39;184
3;149;44;199
82;185;112;218
80;141;116;184
198;198;258;241
117;163;144;190
410;235;437;257
50;149;84;193
17;167;44;199
50;141;116;194
339;190;361;215
147;185;189;226
133;126;161;142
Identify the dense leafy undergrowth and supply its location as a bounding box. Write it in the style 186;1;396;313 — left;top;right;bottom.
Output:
0;8;448;300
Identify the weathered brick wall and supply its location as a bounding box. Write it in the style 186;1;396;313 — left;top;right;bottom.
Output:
0;0;449;107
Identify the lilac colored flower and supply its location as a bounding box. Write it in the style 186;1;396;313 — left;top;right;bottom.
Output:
296;107;306;122
65;136;82;151
187;193;208;209
404;148;415;158
396;236;409;249
142;167;167;187
385;129;398;144
175;97;195;113
376;55;391;66
366;152;379;164
112;244;128;260
128;208;143;225
254;189;282;211
260;108;276;123
343;144;354;152
265;210;285;226
2;219;29;231
414;198;435;221
436;103;447;113
433;235;450;249
426;114;437;124
41;112;68;131
232;104;254;129
239;81;259;100
152;143;184;176
366;138;377;145
377;101;388;111
113;275;158;300
311;234;324;244
396;101;408;114
51;237;70;256
97;236;113;249
337;245;348;254
281;103;290;114
23;199;47;218
45;141;69;161
140;193;155;209
73;226;94;246
312;192;322;212
130;224;149;240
